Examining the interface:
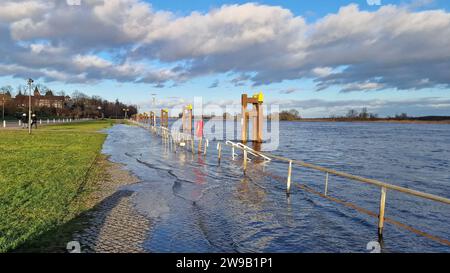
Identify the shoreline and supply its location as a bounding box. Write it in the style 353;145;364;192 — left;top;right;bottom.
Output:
292;119;450;125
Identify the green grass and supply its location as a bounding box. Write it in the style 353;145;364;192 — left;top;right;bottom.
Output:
0;120;115;252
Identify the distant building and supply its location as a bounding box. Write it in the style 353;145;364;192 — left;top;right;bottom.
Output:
0;91;12;103
15;87;68;109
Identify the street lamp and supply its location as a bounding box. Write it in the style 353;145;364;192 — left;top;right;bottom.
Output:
27;79;33;135
1;88;5;123
97;106;104;119
122;108;130;119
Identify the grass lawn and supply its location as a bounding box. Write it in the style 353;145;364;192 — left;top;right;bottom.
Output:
0;119;116;252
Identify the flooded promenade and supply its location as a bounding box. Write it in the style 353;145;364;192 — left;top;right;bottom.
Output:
70;121;450;253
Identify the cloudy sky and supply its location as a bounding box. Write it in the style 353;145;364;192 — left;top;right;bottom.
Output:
0;0;449;117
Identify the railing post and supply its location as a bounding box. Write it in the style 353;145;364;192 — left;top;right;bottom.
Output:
243;149;248;174
3;120;5;128
217;142;222;163
204;139;208;155
378;187;387;237
232;146;235;160
325;172;329;196
287;160;292;195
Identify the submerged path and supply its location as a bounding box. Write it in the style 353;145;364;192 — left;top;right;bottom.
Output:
69;124;450;253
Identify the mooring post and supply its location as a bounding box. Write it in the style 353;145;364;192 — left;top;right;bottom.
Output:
378;187;387;237
325;172;329;196
241;94;248;143
287;160;293;195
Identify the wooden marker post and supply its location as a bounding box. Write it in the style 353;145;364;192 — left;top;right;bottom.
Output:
161;109;169;128
241;92;264;143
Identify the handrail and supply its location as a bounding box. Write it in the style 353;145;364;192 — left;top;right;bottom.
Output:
130;121;450;241
225;141;271;162
231;144;450;205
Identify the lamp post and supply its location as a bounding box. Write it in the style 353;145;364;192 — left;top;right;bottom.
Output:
27;79;33;134
123;108;129;119
97;106;104;119
1;88;5;123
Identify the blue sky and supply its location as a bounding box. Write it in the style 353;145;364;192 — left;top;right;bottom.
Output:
0;0;449;117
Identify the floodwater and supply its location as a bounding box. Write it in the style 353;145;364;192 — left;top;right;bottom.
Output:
102;121;450;253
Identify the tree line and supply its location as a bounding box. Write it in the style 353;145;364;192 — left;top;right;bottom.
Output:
1;85;137;119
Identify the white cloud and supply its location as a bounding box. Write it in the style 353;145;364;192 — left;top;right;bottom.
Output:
0;1;449;92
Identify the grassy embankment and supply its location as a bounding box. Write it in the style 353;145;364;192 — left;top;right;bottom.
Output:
0;120;117;252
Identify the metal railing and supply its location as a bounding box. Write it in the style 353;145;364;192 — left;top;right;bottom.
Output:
130;122;450;242
224;140;450;237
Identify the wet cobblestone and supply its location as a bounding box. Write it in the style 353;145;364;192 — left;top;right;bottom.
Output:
71;162;151;253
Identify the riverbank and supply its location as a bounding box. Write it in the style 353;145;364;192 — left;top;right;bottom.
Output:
0;120;128;252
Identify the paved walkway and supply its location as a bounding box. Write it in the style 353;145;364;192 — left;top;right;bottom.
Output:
70;160;151;253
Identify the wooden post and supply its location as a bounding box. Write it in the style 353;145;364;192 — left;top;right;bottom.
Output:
241;92;264;143
241;94;248;143
287;160;293;194
243;149;247;174
252;110;257;142
378;187;387;237
325;172;329;196
257;103;264;143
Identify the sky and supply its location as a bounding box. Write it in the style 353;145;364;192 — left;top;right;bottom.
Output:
0;0;449;117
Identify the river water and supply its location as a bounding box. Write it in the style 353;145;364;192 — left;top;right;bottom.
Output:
101;121;450;253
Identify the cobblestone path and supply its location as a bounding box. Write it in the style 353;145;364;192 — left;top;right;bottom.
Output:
71;161;151;253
